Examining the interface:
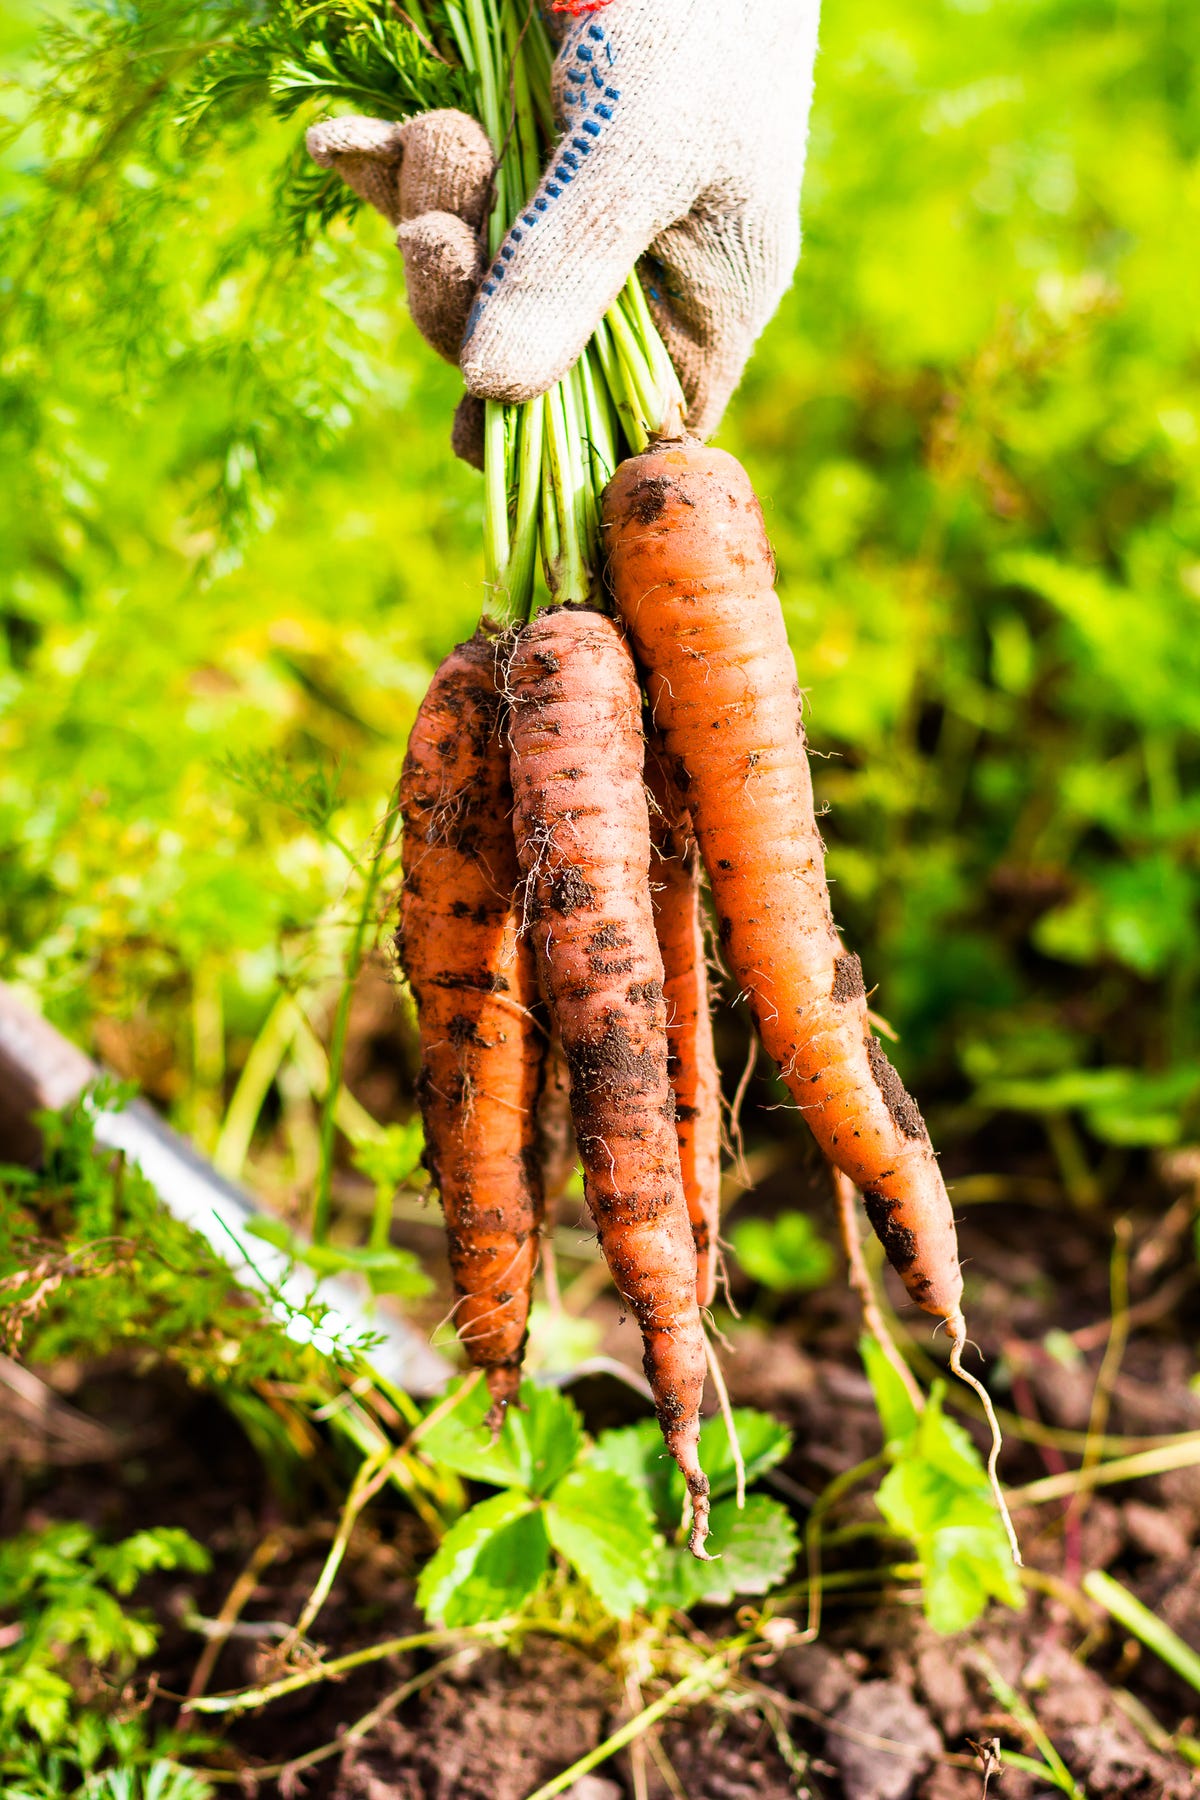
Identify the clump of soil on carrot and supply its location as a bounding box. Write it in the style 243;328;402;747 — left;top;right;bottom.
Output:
10;1137;1200;1799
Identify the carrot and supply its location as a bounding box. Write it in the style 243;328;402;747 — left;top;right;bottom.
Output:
537;1028;577;1213
536;1027;575;1309
645;734;723;1309
602;443;965;1343
397;627;544;1430
506;606;711;1554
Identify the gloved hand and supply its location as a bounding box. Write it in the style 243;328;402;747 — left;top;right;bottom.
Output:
308;0;820;449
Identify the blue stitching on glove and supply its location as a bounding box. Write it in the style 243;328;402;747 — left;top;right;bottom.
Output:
463;19;618;353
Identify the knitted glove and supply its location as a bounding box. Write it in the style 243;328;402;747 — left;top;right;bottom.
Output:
308;0;819;443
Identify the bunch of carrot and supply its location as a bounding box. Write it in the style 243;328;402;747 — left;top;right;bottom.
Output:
373;0;1014;1562
399;441;981;1559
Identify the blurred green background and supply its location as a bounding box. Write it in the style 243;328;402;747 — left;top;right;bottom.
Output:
2;0;1198;1200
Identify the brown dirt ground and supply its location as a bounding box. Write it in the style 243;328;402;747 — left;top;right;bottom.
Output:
9;1126;1200;1800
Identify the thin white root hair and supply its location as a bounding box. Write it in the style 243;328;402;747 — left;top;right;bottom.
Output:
704;1329;745;1510
947;1322;1023;1569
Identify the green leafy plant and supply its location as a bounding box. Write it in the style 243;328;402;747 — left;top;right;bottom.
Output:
0;1521;212;1799
729;1212;836;1294
862;1338;1024;1634
414;1382;798;1625
590;1408;800;1611
0;1091;378;1383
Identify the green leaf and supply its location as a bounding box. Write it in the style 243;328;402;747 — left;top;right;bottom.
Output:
416;1491;549;1627
299;1241;431;1298
362;1251;433;1299
588;1419;680;1528
93;1527;210;1596
544;1469;658;1619
696;1410;793;1505
244;1214;293;1252
655;1497;799;1610
876;1459;992;1543
1;1668;73;1743
416;1379;583;1495
247;1196;432;1297
873;1387;1023;1635
729;1213;835;1293
505;1384;585;1496
351;1120;425;1193
922;1526;1025;1635
860;1334;921;1448
592;1408;792;1529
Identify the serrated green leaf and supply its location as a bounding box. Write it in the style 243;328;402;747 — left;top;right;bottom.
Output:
860;1334;921;1447
2;1668;73;1743
588;1419;677;1524
545;1469;657;1619
93;1527;210;1595
505;1384;585;1496
659;1409;792;1522
696;1410;793;1506
592;1408;792;1529
416;1379;582;1494
654;1497;799;1610
416;1490;548;1626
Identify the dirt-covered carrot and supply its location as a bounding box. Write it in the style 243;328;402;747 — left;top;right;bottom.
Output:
535;1027;575;1309
537;1029;576;1213
397;627;544;1428
603;443;965;1343
645;735;722;1309
506;607;711;1554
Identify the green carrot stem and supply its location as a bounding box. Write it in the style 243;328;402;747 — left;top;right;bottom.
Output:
447;0;686;609
544;382;588;603
507;392;545;619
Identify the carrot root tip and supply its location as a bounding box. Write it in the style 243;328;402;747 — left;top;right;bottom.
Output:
483;1365;522;1442
688;1508;714;1561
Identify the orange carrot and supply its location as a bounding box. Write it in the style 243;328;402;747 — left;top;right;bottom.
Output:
535;1027;575;1309
603;444;965;1343
645;734;722;1309
506;606;711;1554
397;627;544;1428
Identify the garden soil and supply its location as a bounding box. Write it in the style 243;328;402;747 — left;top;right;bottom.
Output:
7;1130;1200;1800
